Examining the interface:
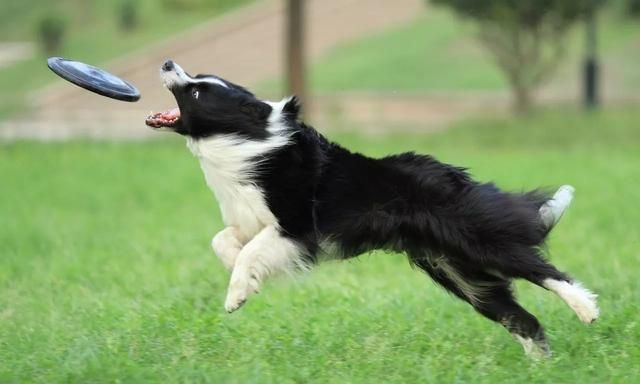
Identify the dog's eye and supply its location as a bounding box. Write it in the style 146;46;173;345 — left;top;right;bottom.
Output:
192;89;199;99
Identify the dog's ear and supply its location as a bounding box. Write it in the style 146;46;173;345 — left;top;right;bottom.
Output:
241;101;273;121
282;96;301;119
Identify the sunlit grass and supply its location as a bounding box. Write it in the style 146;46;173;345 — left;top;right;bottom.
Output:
1;108;639;382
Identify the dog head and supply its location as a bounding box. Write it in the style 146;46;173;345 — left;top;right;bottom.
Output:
146;60;292;139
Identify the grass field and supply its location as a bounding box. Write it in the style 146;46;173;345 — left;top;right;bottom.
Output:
1;109;639;382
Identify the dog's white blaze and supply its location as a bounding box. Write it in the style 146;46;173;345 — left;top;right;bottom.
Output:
192;77;229;88
161;62;228;89
539;185;574;228
161;63;188;88
543;278;599;323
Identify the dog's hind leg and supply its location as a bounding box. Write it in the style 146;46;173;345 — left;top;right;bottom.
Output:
473;285;551;358
487;250;599;324
410;253;550;357
539;185;574;229
224;225;308;313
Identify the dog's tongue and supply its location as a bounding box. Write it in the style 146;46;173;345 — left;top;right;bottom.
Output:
145;107;181;127
164;107;180;119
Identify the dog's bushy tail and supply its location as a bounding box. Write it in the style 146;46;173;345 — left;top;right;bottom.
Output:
539;185;575;233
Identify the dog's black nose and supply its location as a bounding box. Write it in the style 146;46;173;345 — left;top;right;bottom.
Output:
162;60;174;71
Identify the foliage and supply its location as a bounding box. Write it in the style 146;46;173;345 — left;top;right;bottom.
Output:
161;0;243;12
430;0;603;112
36;13;67;54
119;0;140;31
626;0;640;16
430;0;602;23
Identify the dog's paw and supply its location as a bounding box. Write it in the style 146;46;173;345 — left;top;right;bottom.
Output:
211;228;243;271
513;334;552;360
224;270;259;313
224;291;247;313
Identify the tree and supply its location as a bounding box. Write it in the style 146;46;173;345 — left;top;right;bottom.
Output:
431;0;603;112
119;0;140;32
625;0;640;17
37;14;68;55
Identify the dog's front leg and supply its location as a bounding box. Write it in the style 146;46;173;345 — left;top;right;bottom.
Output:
211;227;247;271
224;225;304;313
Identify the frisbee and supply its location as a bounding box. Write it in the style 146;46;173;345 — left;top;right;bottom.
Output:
47;57;140;102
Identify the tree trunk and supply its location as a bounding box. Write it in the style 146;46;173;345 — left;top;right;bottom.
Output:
511;77;533;114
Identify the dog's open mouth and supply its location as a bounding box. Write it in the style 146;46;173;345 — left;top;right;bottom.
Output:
145;107;181;128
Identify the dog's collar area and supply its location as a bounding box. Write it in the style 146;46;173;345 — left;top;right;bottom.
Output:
145;107;181;128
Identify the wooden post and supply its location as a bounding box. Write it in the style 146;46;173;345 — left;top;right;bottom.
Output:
286;0;306;105
583;9;599;109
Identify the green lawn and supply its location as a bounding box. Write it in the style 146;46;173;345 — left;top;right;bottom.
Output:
1;109;639;382
0;0;252;120
308;9;506;93
259;7;640;95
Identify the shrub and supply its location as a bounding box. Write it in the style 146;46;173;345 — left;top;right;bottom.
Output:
161;0;211;11
119;0;140;32
626;0;640;16
160;0;241;12
37;14;67;55
431;0;604;112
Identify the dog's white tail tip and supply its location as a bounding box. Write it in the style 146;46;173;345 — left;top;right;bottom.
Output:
540;185;575;228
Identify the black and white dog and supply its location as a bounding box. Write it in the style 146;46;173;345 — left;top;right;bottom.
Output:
146;60;598;356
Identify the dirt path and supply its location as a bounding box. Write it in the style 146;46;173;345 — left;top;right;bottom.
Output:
1;0;425;139
0;43;34;70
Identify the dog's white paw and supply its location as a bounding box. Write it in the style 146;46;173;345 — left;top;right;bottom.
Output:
513;334;552;360
224;270;259;313
569;284;599;324
544;279;599;324
224;289;247;313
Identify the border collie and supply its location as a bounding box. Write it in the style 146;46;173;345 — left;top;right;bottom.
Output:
146;60;599;357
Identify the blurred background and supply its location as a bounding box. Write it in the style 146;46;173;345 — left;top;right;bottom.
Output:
1;1;639;382
0;0;638;137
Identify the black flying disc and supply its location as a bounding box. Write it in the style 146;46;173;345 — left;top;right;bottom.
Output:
47;57;140;102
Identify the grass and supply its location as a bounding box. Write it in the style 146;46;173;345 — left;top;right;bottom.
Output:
1;108;639;382
258;8;505;94
259;7;640;95
0;0;252;120
308;9;505;93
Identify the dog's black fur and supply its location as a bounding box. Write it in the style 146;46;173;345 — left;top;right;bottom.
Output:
147;61;586;354
259;100;570;350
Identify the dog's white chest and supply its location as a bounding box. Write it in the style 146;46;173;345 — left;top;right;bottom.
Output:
204;171;275;238
187;136;280;238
